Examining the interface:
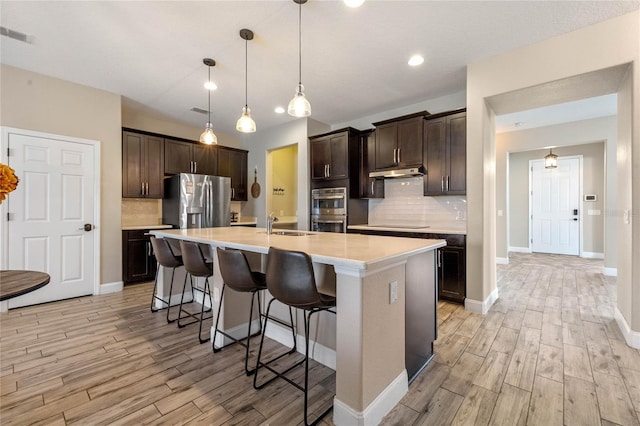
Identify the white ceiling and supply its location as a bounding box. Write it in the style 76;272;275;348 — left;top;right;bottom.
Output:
1;1;637;136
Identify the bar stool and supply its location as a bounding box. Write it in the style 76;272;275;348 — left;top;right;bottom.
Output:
177;240;214;344
149;237;183;323
214;247;297;376
254;246;336;426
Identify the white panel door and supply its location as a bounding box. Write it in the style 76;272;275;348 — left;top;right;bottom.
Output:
5;131;96;308
530;157;580;255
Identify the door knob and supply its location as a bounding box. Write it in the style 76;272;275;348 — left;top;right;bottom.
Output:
80;224;93;231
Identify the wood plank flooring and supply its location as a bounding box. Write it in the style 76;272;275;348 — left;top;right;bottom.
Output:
1;252;639;425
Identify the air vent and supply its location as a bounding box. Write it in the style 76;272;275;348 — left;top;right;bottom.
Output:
190;107;208;115
0;26;33;44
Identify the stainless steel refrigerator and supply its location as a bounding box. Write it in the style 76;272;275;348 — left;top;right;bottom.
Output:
162;173;231;229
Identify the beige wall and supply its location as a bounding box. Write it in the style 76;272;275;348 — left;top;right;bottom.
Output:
0;64;123;286
507;142;605;254
496;116;616;266
467;10;639;333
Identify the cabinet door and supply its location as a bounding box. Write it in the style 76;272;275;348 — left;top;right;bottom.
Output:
423;118;446;196
123;231;155;283
375;123;397;170
145;135;164;198
438;247;466;303
218;148;247;201
310;138;331;180
193;144;218;176
359;131;384;198
446;113;466;194
164;139;193;175
122;132;145;198
396;117;423;167
328;133;349;179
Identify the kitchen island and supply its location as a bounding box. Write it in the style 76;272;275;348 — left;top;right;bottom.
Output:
151;226;445;426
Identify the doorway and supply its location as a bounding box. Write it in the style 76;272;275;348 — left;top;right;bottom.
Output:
530;156;582;255
1;127;100;308
266;144;298;229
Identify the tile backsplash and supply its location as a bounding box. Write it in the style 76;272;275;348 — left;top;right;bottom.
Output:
121;199;163;227
368;177;466;227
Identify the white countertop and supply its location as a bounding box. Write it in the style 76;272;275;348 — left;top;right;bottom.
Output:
122;224;174;231
349;224;466;235
151;226;445;270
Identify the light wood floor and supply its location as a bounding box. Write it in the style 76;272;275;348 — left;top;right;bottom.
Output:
1;253;639;425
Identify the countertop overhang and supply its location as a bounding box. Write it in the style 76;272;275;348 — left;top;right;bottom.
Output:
151;227;445;271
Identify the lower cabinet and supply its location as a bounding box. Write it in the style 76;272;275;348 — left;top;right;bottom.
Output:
123;230;156;284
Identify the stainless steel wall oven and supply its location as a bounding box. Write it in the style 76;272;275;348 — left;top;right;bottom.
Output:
311;187;347;233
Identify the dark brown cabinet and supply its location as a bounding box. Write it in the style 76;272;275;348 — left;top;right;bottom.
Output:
435;234;466;303
423;109;466;196
358;130;384;198
122;229;156;284
164;139;217;176
218;147;248;201
373;114;425;171
122;131;164;198
309;129;356;181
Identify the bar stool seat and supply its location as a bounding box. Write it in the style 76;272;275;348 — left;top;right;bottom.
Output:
214;247;297;376
254;246;336;426
177;240;214;344
149;237;183;323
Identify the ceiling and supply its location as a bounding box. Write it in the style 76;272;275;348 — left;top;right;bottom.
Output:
1;1;638;137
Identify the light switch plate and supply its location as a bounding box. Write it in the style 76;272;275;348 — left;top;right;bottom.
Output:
389;281;398;304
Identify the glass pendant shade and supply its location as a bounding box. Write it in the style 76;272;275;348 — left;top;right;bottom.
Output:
200;122;217;145
236;106;256;133
544;149;558;169
288;84;311;117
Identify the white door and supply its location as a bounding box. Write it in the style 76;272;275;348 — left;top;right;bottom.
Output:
530;157;581;255
2;128;99;308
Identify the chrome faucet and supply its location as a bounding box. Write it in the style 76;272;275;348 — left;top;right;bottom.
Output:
267;212;279;234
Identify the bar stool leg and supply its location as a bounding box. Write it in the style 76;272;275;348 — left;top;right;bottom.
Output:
212;283;227;352
165;266;177;323
150;263;163;313
198;277;213;344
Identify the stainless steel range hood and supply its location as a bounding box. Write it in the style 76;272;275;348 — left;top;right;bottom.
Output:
369;165;425;178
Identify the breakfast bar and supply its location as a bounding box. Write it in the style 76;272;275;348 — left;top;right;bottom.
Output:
151;226;445;425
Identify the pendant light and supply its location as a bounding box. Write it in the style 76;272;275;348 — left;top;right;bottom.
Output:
199;58;218;145
287;0;311;117
544;148;558;169
236;29;256;133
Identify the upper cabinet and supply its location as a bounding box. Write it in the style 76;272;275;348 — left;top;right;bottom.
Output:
309;128;359;181
423;109;466;196
164;139;217;176
373;113;426;171
122;130;164;198
358;130;384;198
217;147;248;201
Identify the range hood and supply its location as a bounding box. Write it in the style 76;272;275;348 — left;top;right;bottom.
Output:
369;165;425;178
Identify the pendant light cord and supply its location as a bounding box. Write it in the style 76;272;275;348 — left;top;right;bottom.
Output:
245;38;248;108
207;65;212;124
298;0;302;85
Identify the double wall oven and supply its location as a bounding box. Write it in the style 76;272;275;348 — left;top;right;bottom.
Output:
311;187;347;233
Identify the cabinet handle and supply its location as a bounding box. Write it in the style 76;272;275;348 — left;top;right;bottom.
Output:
393;148;397;164
141;182;145;196
146;182;149;195
231;187;235;199
441;176;445;193
194;161;197;174
371;180;374;196
437;249;442;268
327;163;331;177
397;148;401;164
446;176;450;192
147;241;152;257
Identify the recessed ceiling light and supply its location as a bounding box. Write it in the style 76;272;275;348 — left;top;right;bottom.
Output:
275;106;285;114
408;55;424;66
344;0;365;7
204;81;217;91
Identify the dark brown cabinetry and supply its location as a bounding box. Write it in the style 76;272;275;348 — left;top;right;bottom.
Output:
122;131;164;198
358;130;384;198
218;147;248;201
309;128;359;181
122;229;156;284
423;109;466;196
164;139;217;176
373;113;426;171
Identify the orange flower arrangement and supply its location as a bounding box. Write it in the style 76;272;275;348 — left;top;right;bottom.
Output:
0;163;19;204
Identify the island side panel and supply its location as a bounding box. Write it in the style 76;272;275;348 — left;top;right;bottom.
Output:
334;261;407;413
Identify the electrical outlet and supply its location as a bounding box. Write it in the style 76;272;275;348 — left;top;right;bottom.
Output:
213;287;220;303
389;281;398;304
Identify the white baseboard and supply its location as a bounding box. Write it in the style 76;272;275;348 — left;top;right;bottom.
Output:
582;252;604;259
465;287;499;315
496;257;509;265
508;246;531;253
333;370;408;426
212;319;261;348
0;300;7;313
264;320;337;370
98;281;123;294
154;291;193;310
603;267;618;277
615;307;640;349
